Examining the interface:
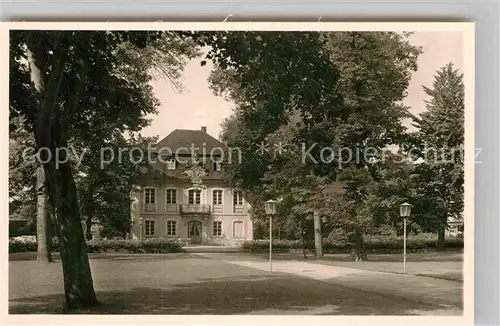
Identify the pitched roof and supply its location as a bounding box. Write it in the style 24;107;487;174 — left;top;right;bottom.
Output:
156;129;226;155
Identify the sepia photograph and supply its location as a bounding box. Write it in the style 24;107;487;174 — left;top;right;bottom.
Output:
4;22;474;322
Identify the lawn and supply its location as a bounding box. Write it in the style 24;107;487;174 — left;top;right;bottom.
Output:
9;253;459;315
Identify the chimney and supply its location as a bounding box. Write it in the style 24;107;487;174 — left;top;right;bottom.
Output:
201;126;207;133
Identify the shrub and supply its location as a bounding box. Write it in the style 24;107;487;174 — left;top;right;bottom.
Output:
142;239;184;253
9;238;185;254
240;240;292;253
440;236;464;248
9;220;33;237
241;232;464;255
9;236;38;253
373;225;398;237
326;229;349;247
86;239;184;253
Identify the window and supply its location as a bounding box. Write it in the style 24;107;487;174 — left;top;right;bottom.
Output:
213;190;223;205
233;190;243;206
188;189;201;204
233;221;244;238
166;189;177;204
166;158;176;170
213;161;222;172
145;220;155;236
213;221;222;237
145;188;156;204
144;188;156;212
166;220;177;236
233;191;243;213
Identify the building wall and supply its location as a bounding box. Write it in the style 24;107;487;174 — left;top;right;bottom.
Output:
130;178;253;245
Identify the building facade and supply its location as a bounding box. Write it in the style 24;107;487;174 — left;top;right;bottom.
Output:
129;127;253;245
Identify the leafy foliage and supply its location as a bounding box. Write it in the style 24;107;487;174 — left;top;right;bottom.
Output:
408;63;464;247
9;115;37;224
76;133;159;239
210;32;422;260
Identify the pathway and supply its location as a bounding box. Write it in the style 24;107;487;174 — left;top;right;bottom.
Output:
197;253;463;310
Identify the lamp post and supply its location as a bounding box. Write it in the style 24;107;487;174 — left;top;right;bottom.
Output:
139;217;143;241
265;199;278;273
399;202;412;273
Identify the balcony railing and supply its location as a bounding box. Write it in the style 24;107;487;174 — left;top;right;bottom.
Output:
144;203;156;212
233;205;244;214
180;204;211;214
212;204;223;213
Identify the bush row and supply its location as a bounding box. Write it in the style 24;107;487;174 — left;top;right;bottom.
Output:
9;237;184;254
86;239;185;253
240;233;464;254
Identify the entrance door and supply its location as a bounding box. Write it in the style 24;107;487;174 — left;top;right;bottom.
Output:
233;221;244;238
188;221;202;244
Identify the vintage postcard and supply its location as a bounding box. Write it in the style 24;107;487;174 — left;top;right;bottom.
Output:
1;22;474;325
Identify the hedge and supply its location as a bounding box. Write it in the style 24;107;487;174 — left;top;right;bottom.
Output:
9;237;184;254
240;233;464;254
240;239;294;253
9;220;36;237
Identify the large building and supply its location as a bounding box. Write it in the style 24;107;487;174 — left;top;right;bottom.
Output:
129;127;253;245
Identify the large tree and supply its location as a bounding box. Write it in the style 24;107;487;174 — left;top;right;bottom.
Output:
410;63;464;249
76;133;159;240
9;30;198;309
210;32;421;260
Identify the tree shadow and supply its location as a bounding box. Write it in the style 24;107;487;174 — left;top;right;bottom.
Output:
10;274;455;315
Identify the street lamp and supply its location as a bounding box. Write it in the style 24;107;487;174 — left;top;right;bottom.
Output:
399;202;413;273
139;217;144;241
265;199;278;273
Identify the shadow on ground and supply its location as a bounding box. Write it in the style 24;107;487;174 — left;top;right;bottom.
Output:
9;274;452;315
10;249;463;263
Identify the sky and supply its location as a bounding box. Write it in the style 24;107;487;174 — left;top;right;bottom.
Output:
143;31;464;141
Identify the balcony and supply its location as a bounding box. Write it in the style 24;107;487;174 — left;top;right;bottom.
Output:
180;204;211;215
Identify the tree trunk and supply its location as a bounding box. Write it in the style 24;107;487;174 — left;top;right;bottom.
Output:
86;216;92;241
313;211;323;257
36;165;53;263
351;230;368;261
437;227;446;251
300;217;307;259
44;162;99;309
29;35;99;309
86;207;93;241
29;42;53;264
